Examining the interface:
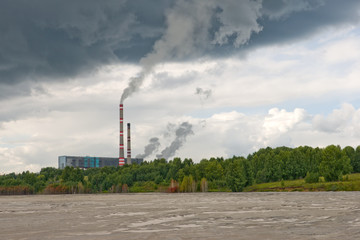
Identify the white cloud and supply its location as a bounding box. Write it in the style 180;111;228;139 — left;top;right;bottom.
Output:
313;103;355;133
312;103;360;138
321;37;360;65
262;108;308;145
175;108;308;160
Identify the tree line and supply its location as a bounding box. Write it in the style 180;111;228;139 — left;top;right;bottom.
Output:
1;144;359;194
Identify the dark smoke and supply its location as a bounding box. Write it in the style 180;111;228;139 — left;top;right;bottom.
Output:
136;137;161;159
156;122;193;160
164;123;176;138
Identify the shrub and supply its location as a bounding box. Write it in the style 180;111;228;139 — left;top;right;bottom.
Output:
305;172;320;183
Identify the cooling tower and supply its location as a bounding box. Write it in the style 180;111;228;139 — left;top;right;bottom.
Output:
127;123;131;165
119;104;125;166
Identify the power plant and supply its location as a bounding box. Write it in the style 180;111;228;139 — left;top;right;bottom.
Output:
58;103;143;169
58;156;143;169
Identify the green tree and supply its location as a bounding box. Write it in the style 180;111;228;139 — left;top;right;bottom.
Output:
40;167;62;181
284;148;307;180
60;167;84;183
352;146;360;173
166;158;182;181
205;160;224;181
180;175;195;192
20;171;37;185
225;159;247;192
102;173;120;191
195;159;209;181
319;145;352;181
263;151;282;182
90;172;106;191
343;146;356;172
120;173;134;187
250;148;273;183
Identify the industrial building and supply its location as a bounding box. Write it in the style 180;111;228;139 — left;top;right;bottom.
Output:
58;103;140;169
58;156;143;169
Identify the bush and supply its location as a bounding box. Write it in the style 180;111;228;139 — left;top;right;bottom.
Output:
154;175;163;184
305;172;320;183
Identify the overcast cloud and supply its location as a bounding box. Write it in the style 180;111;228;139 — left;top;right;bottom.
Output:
1;0;360;173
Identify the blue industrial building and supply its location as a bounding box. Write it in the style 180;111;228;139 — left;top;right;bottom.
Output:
58;156;143;169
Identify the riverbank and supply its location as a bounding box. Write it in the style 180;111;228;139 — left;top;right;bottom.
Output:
244;173;360;192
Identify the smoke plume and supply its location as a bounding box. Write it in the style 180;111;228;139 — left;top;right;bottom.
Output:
156;122;193;160
136;137;161;159
120;71;147;103
120;1;215;103
195;87;212;99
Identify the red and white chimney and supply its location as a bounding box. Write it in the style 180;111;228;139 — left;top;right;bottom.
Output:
127;123;131;165
119;104;125;166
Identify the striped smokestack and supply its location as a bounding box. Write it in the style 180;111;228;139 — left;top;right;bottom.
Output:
127;123;131;165
119;104;125;166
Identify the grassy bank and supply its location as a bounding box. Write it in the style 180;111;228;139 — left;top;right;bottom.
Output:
126;174;360;193
244;173;360;192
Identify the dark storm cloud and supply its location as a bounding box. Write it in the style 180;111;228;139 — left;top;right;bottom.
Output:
0;1;168;85
1;0;360;99
261;0;325;20
208;0;360;56
250;0;360;48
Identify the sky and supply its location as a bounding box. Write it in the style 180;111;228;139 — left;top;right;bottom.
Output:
1;0;360;173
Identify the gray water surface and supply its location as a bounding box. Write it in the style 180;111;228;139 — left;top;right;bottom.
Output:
1;192;360;239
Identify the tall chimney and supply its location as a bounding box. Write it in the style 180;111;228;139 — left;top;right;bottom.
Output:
119;104;125;166
127;123;132;165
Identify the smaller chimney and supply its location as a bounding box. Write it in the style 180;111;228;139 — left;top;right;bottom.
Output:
127;123;131;165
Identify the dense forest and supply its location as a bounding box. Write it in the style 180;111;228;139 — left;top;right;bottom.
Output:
1;145;359;194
